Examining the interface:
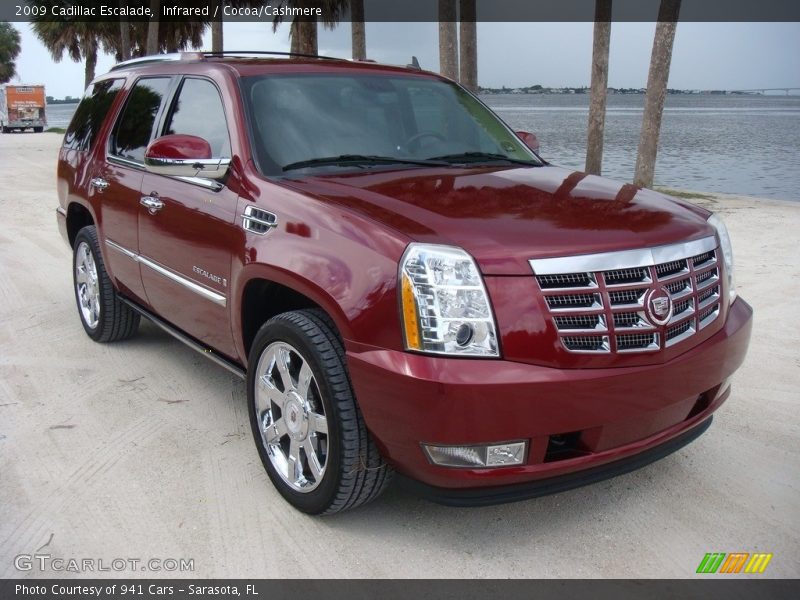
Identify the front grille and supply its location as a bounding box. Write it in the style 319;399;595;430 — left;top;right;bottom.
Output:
545;293;601;310
537;273;595;289
532;241;721;354
617;332;659;352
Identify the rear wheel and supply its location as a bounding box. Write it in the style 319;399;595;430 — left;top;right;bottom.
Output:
72;226;140;342
247;309;392;514
33;127;43;133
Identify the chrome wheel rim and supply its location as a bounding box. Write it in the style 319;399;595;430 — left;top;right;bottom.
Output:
254;341;329;493
75;241;100;329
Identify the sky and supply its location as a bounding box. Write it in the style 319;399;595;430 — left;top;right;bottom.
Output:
10;21;800;98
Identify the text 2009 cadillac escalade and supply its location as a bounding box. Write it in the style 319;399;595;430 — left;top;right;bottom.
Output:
56;52;753;514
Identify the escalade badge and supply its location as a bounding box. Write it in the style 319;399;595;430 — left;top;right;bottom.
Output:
645;287;673;326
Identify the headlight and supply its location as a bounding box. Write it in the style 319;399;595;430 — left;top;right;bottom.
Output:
399;243;499;357
707;213;736;304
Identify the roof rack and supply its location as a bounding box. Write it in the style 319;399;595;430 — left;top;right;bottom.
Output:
109;50;346;72
202;50;345;61
109;53;188;71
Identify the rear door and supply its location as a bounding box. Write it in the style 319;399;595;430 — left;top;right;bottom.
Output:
137;76;240;358
98;76;174;305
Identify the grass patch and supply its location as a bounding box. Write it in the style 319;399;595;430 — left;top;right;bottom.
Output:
46;127;66;134
655;187;716;201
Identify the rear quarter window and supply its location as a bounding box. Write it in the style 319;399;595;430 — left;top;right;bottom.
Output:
63;79;124;152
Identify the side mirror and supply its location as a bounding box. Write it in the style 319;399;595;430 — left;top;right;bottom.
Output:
144;134;230;180
515;131;540;154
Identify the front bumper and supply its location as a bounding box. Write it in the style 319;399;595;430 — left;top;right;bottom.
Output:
346;298;752;493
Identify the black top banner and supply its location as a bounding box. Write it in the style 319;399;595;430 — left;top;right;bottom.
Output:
4;0;800;23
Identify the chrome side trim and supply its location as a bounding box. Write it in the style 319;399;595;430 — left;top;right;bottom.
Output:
108;155;145;170
529;236;718;276
175;176;224;191
56;206;67;217
106;238;137;260
105;239;226;307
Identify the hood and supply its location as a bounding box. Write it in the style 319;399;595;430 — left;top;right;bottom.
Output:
281;165;714;275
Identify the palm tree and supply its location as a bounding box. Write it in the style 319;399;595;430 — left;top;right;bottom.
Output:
0;22;21;84
31;21;114;89
351;0;366;60
272;1;349;57
146;0;160;55
585;0;612;175
438;0;458;80
458;0;477;92
211;0;224;53
634;0;682;187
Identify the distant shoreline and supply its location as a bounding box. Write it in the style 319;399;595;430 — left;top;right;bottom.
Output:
479;88;796;96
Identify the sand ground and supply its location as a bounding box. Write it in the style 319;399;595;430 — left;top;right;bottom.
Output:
1;132;798;578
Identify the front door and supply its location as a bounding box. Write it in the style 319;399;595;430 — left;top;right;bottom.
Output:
137;77;239;358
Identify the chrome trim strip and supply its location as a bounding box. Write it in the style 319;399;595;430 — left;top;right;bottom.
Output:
106;238;137;260
56;206;67;217
529;236;717;276
175;176;224;191
105;239;226;307
108;154;145;170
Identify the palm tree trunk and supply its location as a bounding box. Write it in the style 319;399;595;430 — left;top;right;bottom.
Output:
458;0;477;92
634;0;681;188
585;0;612;175
119;18;131;61
438;0;458;80
84;39;98;89
212;0;223;52
351;0;366;60
146;0;160;55
291;18;318;55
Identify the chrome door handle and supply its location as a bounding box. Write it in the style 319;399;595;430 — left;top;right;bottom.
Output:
140;195;164;214
90;177;109;191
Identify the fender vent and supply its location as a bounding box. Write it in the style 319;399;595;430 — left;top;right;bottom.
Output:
242;205;277;235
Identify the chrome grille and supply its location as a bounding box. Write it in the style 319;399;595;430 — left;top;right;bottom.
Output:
530;238;722;354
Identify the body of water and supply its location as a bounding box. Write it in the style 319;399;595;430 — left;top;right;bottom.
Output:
46;93;800;201
484;93;800;201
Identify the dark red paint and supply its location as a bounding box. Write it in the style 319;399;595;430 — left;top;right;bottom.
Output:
55;56;753;493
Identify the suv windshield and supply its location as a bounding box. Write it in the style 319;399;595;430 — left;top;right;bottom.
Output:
243;72;541;175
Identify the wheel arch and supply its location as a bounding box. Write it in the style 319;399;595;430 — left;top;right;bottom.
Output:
65;201;97;248
235;265;355;362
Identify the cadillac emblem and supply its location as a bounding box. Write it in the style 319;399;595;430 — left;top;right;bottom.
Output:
644;287;673;326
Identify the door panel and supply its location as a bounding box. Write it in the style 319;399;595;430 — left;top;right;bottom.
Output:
98;76;174;307
138;177;239;358
94;160;147;303
138;77;239;358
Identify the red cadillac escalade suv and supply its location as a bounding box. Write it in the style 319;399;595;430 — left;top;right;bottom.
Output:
56;52;752;514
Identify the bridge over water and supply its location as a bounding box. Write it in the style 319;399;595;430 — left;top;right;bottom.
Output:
729;87;800;95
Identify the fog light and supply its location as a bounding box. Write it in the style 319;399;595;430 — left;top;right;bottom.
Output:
423;441;527;468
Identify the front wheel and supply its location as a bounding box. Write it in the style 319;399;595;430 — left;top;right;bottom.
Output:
247;309;392;514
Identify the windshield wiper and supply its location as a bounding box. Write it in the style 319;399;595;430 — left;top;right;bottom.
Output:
428;152;539;167
282;154;450;172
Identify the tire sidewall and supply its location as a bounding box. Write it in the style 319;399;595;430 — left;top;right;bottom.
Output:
247;316;345;514
72;227;104;341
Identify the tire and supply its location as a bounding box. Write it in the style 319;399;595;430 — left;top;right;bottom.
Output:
33;127;43;133
247;309;392;515
72;225;140;343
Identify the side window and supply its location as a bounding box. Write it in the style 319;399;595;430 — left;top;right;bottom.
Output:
110;77;171;163
63;79;123;151
163;78;231;157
